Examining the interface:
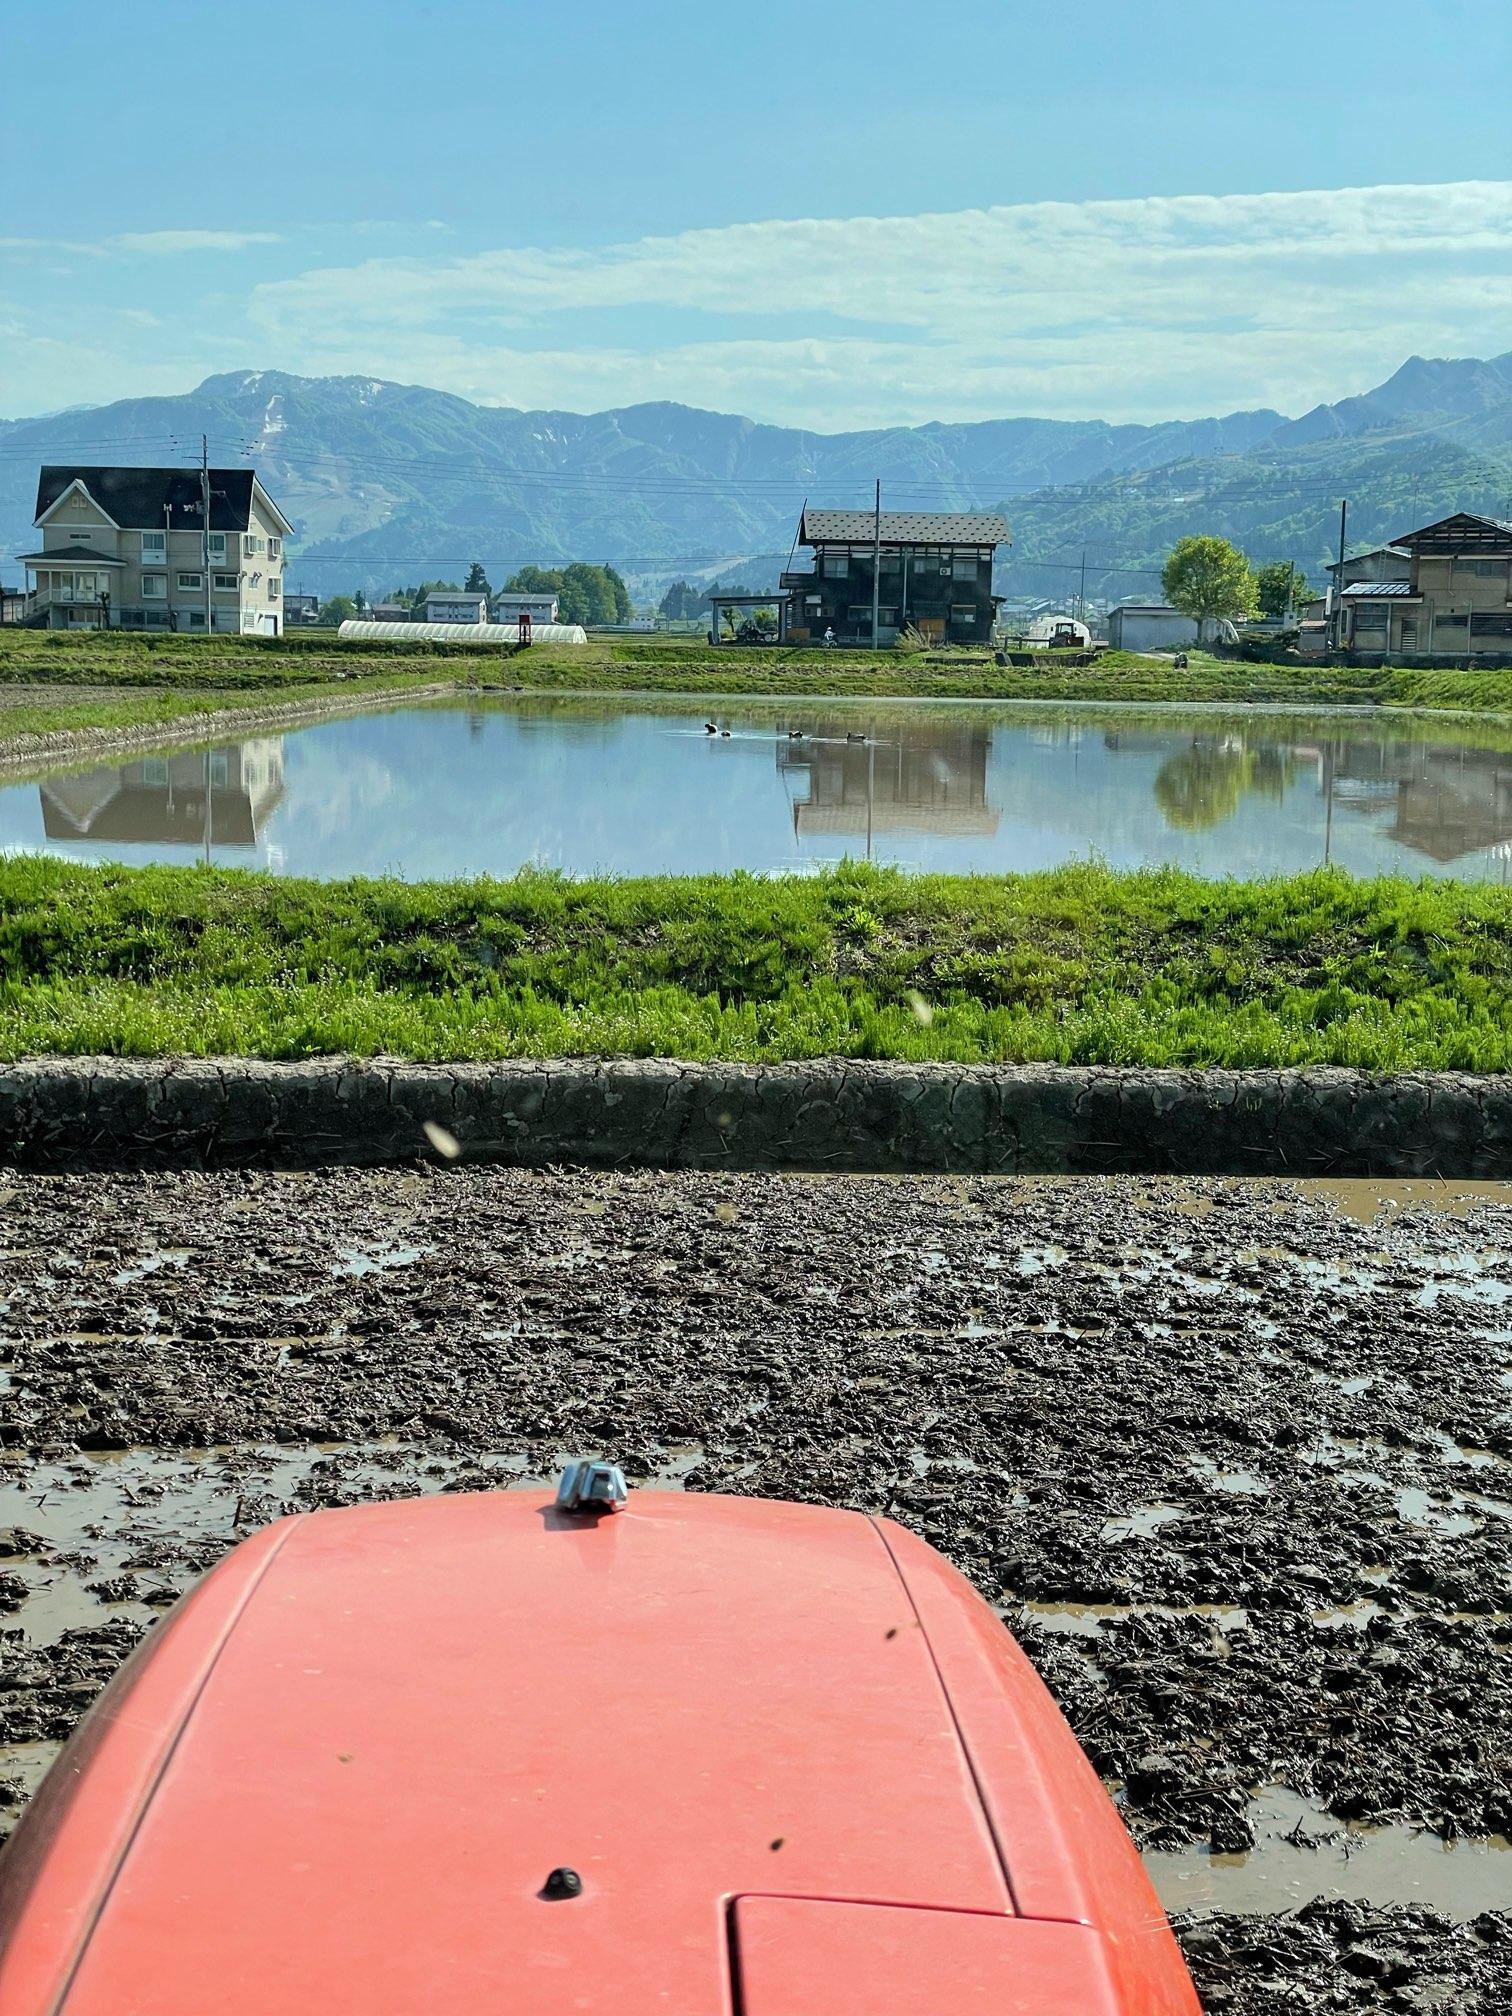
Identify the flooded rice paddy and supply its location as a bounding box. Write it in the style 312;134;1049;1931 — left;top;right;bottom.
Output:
3;1166;1510;2009
6;696;1512;880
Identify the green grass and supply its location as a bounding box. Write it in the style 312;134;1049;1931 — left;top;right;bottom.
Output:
6;857;1512;1070
0;629;1385;703
5;631;1512;738
0;669;458;746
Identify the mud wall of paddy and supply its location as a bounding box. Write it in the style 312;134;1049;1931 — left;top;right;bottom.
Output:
3;1058;1512;1176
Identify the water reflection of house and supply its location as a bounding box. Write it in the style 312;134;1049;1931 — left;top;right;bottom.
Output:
40;739;285;848
1136;725;1512;866
777;723;999;843
1326;741;1512;863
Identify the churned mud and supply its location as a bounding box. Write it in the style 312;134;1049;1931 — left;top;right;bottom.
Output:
2;1167;1510;2011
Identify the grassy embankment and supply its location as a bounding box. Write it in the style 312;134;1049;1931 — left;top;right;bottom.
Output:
5;856;1512;1070
6;629;1486;752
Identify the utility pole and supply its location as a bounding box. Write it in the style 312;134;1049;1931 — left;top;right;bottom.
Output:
1079;547;1087;626
1333;499;1348;655
870;479;882;652
200;435;213;635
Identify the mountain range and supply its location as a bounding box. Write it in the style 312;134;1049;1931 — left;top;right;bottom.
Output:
2;352;1509;605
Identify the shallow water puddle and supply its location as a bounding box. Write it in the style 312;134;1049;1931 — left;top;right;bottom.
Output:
1311;1598;1389;1629
1302;1179;1512;1227
1019;1600;1250;1639
1144;1788;1512;1921
1102;1503;1189;1542
110;1247;191;1288
0;1439;713;1657
332;1242;428;1278
1187;1453;1269;1497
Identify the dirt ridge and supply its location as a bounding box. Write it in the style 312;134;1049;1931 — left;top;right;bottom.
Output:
3;1056;1511;1175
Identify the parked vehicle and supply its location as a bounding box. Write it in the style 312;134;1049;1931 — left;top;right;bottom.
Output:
0;1469;1200;2014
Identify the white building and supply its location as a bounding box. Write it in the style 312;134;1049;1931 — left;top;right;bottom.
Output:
491;590;559;623
423;591;489;624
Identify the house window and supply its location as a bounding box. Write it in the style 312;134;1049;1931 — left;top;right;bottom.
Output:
178;572;203;590
951;551;977;580
847;605;873;624
268;536;282;558
950;603;978;623
213;573;239;592
207;533;226;560
268;577;280;599
1471;560;1507;577
822;552;849;579
245;535;264;557
141;759;169;786
142;574;166;599
210;753;230;786
141;532;166;560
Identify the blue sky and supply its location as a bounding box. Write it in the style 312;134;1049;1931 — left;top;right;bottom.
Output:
2;0;1508;427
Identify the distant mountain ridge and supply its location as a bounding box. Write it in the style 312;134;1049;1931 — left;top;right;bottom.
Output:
2;352;1508;602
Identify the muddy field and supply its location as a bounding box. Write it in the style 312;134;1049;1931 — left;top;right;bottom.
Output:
2;1166;1509;2011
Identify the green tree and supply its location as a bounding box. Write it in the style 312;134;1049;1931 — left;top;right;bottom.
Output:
502;562;631;625
319;595;357;625
658;579;702;620
464;561;492;596
504;565;564;597
1161;537;1258;636
1254;560;1312;621
603;563;633;622
353;588;368;614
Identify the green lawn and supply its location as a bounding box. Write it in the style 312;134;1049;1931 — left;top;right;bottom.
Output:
5;857;1512;1070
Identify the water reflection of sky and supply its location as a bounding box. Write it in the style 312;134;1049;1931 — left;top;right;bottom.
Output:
3;700;1512;882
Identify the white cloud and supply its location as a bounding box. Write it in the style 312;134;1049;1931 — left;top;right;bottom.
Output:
245;181;1512;425
110;229;283;254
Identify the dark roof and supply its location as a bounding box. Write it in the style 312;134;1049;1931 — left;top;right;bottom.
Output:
1391;512;1512;555
800;508;1009;547
15;546;126;565
34;466;291;535
1326;545;1410;574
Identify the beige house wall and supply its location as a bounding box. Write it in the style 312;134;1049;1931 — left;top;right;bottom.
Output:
1413;555;1512;612
29;478;289;633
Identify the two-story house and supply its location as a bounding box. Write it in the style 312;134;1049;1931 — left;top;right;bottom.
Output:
780;509;1009;646
423;589;489;624
1336;513;1512;662
19;465;294;635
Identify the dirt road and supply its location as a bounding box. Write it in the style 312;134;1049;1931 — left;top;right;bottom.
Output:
3;1167;1509;2010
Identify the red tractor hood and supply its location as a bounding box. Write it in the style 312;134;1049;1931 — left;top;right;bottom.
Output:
0;1489;1197;2016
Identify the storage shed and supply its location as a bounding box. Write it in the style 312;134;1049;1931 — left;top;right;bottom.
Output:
1106;605;1199;652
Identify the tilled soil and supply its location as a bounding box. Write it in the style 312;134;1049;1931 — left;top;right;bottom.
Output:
2;1166;1510;2012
